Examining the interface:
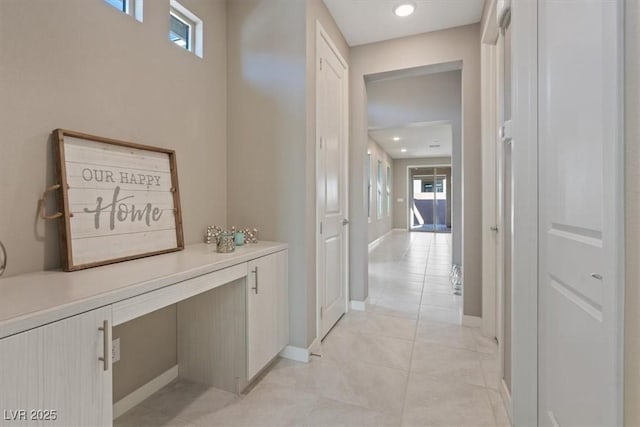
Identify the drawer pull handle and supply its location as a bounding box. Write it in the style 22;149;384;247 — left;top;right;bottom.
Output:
98;320;110;371
252;267;259;294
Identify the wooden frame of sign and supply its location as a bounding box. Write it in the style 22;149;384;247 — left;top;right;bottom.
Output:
53;129;184;271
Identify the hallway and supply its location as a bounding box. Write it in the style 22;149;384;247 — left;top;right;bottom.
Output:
116;231;508;427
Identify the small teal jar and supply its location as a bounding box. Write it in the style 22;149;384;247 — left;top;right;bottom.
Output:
234;231;245;246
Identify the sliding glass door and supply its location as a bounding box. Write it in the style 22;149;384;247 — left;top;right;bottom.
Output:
410;167;451;233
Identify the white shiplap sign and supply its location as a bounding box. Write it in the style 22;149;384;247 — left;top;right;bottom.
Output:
54;130;184;271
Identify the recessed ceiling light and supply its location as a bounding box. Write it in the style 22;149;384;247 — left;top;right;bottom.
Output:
394;3;415;17
393;136;400;141
401;148;407;153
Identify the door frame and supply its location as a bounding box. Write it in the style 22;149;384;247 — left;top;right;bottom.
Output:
482;0;539;424
315;21;350;342
480;7;510;411
509;1;538;424
496;8;514;415
481;39;499;343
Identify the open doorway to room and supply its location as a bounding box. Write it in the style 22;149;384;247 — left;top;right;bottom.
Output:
364;63;463;318
365;65;461;261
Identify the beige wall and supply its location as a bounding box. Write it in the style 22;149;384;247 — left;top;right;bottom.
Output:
227;0;307;349
227;0;348;349
625;0;640;424
113;305;177;402
367;138;392;243
350;24;482;316
366;71;462;129
0;0;226;400
0;0;227;277
392;157;452;229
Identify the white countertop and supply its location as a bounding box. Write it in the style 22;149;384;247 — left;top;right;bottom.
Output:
0;241;287;339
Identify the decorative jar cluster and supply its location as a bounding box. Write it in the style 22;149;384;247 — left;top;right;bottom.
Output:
204;226;259;253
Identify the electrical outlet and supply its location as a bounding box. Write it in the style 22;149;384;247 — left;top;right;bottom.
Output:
112;338;121;363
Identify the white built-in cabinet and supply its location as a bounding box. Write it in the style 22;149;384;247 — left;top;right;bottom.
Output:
0;245;288;427
246;251;288;380
0;307;112;427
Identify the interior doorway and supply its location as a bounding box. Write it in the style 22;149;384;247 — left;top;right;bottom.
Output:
409;166;452;233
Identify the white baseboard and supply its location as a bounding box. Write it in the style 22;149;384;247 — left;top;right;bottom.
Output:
462;315;482;328
113;365;178;419
350;298;369;311
368;230;392;250
500;378;513;423
279;345;310;363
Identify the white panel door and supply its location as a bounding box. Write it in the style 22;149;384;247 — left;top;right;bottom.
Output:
317;28;348;339
0;306;113;427
538;1;623;425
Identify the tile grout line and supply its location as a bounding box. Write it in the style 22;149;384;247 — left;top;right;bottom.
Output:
387;233;425;426
399;234;431;426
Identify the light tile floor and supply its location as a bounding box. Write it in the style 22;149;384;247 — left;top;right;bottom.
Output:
115;231;509;427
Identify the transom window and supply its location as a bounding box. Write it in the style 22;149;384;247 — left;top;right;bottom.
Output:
170;12;191;50
169;0;203;58
105;0;126;13
104;0;143;22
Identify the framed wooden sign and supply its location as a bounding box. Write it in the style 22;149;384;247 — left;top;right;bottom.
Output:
51;129;184;271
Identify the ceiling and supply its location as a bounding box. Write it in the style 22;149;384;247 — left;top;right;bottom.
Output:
323;0;485;47
369;122;452;159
